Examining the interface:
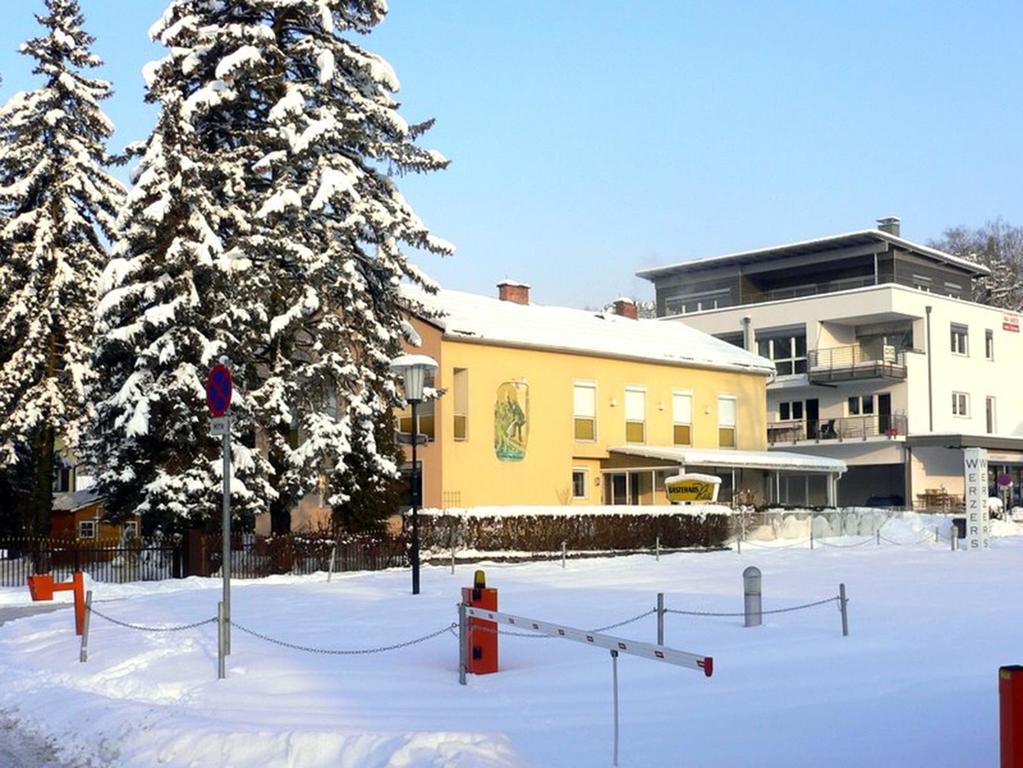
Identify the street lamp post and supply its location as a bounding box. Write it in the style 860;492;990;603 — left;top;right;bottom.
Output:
390;354;438;595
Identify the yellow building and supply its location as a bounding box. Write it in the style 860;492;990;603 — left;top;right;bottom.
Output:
402;281;845;509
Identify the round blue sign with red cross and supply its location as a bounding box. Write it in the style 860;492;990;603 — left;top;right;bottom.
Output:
206;363;233;417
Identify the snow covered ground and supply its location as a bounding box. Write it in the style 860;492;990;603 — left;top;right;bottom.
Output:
0;516;1020;767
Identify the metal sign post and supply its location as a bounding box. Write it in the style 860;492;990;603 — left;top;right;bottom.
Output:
207;360;233;673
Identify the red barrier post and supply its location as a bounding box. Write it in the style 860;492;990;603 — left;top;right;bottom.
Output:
461;569;498;675
1001;665;1023;768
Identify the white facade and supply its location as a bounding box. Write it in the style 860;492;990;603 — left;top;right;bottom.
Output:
662;283;1023;507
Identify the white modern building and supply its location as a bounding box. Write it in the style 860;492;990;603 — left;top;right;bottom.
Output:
638;218;1023;508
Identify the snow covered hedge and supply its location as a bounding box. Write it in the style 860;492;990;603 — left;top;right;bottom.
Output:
418;506;731;553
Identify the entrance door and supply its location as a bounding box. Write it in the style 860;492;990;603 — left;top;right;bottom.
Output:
608;474;627;505
628;472;644;505
805;399;819;440
878;393;892;435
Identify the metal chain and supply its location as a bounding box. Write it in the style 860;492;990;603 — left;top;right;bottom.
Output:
87;605;217;632
476;608;658;639
664;595;839;618
818;537;876;549
740;538;812;550
229;619;458;655
879;534;934;546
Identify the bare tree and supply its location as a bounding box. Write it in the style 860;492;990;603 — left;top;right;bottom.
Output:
930;219;1023;311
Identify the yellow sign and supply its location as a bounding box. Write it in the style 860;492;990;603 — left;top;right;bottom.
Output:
664;473;721;503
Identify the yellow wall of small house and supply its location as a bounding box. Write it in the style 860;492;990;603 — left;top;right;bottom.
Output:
402;319;767;508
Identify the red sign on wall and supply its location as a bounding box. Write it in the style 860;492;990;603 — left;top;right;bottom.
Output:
1003;314;1020;333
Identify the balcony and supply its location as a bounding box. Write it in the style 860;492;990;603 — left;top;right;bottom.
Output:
767;414;908;446
807;345;907;383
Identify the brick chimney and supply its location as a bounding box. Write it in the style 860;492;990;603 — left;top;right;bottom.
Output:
497;280;530;305
877;216;901;237
612;297;638;320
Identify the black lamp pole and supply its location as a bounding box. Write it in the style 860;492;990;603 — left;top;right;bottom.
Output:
410;399;421;595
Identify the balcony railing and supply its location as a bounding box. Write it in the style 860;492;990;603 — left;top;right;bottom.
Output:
767;414;908;445
807;345;906;383
742;276;875;305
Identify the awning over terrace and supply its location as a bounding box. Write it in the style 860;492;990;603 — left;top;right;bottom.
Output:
607;446;846;474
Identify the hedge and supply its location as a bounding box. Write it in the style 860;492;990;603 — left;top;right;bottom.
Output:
417;511;730;553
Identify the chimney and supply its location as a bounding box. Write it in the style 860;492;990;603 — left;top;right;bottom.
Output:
497;280;530;305
612;297;638;320
877;216;901;237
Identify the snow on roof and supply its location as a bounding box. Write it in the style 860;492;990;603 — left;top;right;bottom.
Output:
497;279;530;288
609;445;847;473
53;490;104;513
404;285;775;375
636;229;990;279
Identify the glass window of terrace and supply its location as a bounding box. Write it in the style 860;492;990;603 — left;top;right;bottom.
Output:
756;327;807;375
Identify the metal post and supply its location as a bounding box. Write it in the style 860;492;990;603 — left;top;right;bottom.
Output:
935;525;939;544
451;544;456;575
611;649;620;767
458;602;468;686
810;526;814;550
222;415;231;655
876;529;881;546
656;592;665;646
839;583;849;637
951;527;958;551
655;535;660;562
561;540;567;569
79;590;92;663
327;544;336;583
743;566;762;627
411;400;421;596
217;601;226;680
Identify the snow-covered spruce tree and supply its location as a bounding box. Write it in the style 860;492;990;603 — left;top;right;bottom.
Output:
0;0;124;535
90;1;449;534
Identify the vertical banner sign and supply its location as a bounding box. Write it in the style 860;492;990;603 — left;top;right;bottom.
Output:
963;447;990;551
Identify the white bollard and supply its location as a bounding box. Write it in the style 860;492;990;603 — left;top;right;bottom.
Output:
839;583;849;637
79;590;92;663
561;541;567;569
743;566;762;627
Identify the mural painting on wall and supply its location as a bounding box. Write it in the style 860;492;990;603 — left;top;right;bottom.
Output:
494;381;529;461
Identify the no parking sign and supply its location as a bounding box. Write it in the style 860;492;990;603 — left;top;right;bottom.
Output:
206;363;233;418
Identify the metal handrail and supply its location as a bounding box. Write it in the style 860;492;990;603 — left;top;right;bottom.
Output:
767;414;908;444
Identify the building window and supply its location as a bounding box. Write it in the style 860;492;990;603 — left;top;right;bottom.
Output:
573;382;596;441
572;468;588;499
913;274;932;292
53;463;73;493
665;289;729;315
986;329;994;361
952;392;969;417
123;521;139;539
847;396;874;416
672;391;693;445
756;329;807;376
779;401;804;421
398;373;436;441
987;397;996;434
718;396;737;448
78;520;96;540
625;387;646;443
714;332;745;349
453;368;468;440
950;324;969;355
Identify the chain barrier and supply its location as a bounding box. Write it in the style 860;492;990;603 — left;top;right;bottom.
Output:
663;595;839;618
474;608;658;639
878;534;935;546
229;619;458;655
739;538;812;550
817;537;876;549
86;604;217;632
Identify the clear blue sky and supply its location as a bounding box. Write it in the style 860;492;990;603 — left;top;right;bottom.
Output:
2;1;1021;308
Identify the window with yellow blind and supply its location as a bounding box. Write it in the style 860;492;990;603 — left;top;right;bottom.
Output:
453;368;468;440
718;395;737;448
625;387;646;443
573;382;596;440
672;391;693;445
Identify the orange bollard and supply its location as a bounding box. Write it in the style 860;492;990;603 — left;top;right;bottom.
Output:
27;572;86;636
1002;666;1023;767
461;569;498;675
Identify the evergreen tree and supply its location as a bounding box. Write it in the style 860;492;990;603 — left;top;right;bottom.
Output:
0;0;124;535
90;0;449;533
329;412;405;535
930;220;1023;311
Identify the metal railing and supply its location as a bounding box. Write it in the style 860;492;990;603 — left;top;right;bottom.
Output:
0;536;183;587
767;414;908;444
807;345;906;381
